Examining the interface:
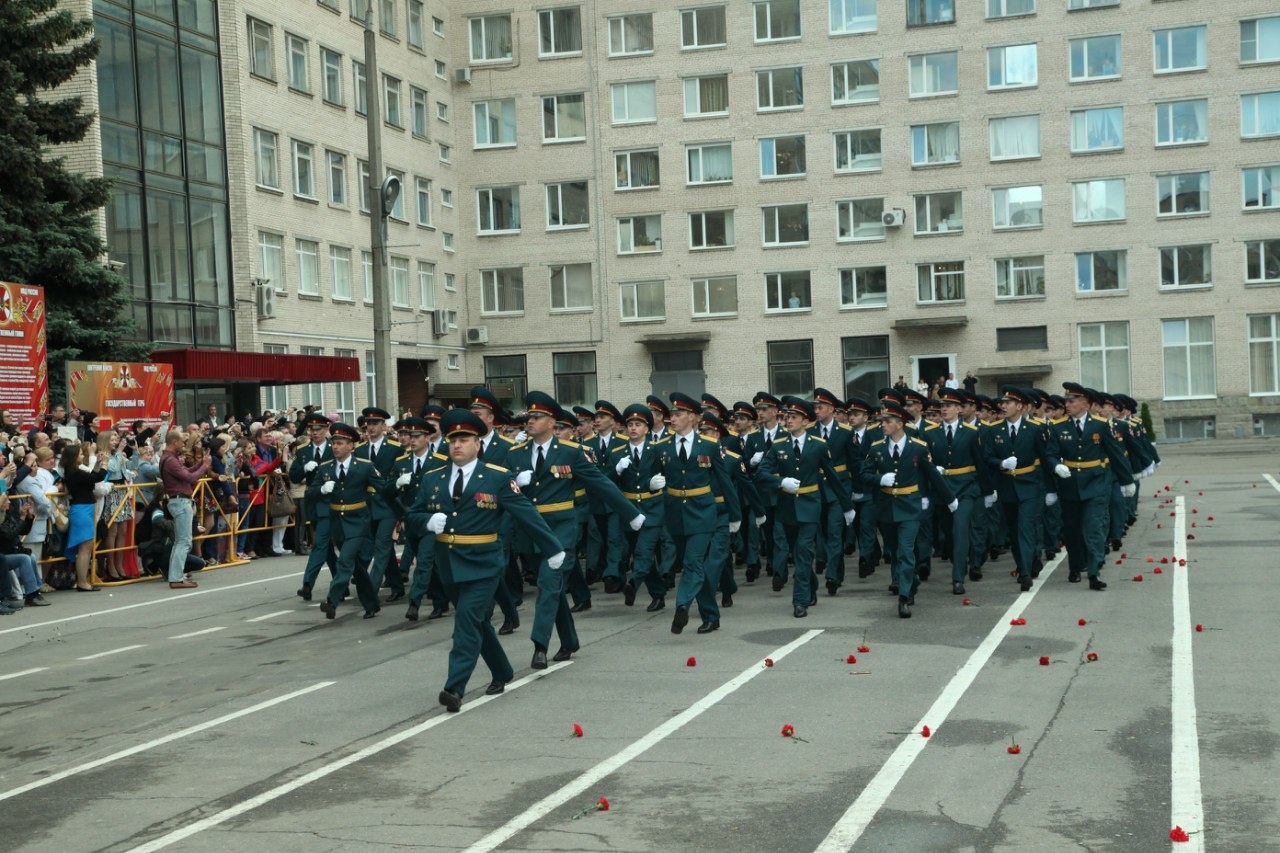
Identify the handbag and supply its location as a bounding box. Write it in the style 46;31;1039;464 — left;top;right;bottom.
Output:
268;480;296;518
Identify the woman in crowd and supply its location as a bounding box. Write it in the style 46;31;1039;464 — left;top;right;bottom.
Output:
59;442;108;591
18;447;60;584
265;430;293;556
0;489;48;607
203;435;234;564
95;429;131;582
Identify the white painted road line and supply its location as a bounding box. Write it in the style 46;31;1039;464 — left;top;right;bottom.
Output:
0;667;48;682
168;627;226;640
245;610;294;622
1170;495;1205;851
77;644;147;661
0;681;335;804
121;663;571;853
814;558;1062;853
1264;473;1280;494
462;629;824;853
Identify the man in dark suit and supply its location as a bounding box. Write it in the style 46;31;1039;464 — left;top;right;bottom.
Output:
290;412;336;600
925;389;992;595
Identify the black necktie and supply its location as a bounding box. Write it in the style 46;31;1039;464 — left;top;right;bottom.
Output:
414;457;422;476
1010;425;1017;443
793;439;801;456
599;438;607;456
535;444;546;476
822;426;829;441
852;432;860;448
632;448;640;466
946;425;953;446
892;443;900;461
1075;419;1083;438
337;463;346;482
679;439;688;463
452;468;463;501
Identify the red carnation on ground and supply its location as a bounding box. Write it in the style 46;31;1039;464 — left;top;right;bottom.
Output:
1195;624;1203;632
1078;618;1087;626
846;654;857;664
857;645;870;653
1010;617;1027;626
686;656;696;667
1133;574;1144;582
1170;826;1190;842
962;598;971;606
1007;744;1021;754
1039;656;1050;666
781;723;795;737
764;658;774;668
1087;652;1099;662
921;725;931;738
572;723;584;738
571;796;611;820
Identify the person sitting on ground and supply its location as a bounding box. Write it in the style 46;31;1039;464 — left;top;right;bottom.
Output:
0;491;49;607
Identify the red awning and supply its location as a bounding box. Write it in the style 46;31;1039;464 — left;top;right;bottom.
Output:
150;349;361;386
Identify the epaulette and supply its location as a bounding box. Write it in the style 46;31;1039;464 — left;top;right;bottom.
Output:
317;458;335;468
559;438;581;449
432;451;449;460
1049;417;1068;425
773;436;789;444
870;438;886;447
425;464;449;475
386;438;401;446
923;422;940;431
498;435;517;446
728;428;739;437
812;435;827;443
1027;416;1044;425
652;435;671;445
510;440;530;451
355;440;368;447
395;452;411;461
911;437;928;447
1090;415;1109;423
352;457;372;464
484;462;508;472
725;449;741;459
961;422;978;430
610;443;628;454
837;422;852;431
980;419;1000;427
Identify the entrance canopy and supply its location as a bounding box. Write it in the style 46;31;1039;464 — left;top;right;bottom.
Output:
150;349;360;386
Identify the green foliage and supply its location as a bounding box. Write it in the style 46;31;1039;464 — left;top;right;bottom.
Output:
1140;402;1156;441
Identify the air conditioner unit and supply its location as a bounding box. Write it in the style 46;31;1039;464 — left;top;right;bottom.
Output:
881;208;905;228
256;285;277;319
431;308;449;338
466;326;489;345
455;67;471;84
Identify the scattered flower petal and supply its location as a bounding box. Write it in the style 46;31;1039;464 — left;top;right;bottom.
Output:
1170;826;1190;843
1087;652;1099;662
1146;557;1155;563
921;725;931;738
781;724;795;737
686;656;696;667
1039;656;1050;666
572;723;584;738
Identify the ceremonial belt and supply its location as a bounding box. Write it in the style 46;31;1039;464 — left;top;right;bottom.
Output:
435;533;499;545
574;489;586;498
793;484;819;495
535;500;575;514
1002;459;1041;476
622;490;663;501
881;485;919;496
832;464;848;473
667;485;711;498
1064;458;1108;469
331;501;367;512
715;496;725;504
367;486;377;493
943;466;976;476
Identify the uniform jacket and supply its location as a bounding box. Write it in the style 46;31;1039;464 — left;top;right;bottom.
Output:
810;419;857;502
757;434;852;525
507;436;639;548
606;439;667;528
352;437;401;521
390;449;448;520
657;431;740;534
859;436;955;523
306;456;387;538
982;417;1055;502
587;432;627;515
922;420;990;499
1044;415;1135;501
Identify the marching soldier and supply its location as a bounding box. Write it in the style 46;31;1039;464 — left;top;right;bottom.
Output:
698;413;763;609
811;388;857;595
354;406;404;601
924;389;991;596
730;401;764;578
748;391;786;581
390;418;450;621
467;387;523;628
290;412;336;600
589;399;629;593
845;398;882;577
611;403;670;611
983;386;1055;592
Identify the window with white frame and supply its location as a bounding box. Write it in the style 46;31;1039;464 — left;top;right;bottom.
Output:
379;0;396;37
296;238;320;295
1241;16;1280;64
481;267;524;314
474;99;516;147
434;60;445;78
687;143;732;185
989;114;1040;160
682;6;727;49
357;159;369;212
988;43;1037;89
539;7;582;56
407;0;424;48
1079;321;1130;393
684;75;729;117
330;246;352;300
362;347;374;407
760;135;806;177
757;67;804;111
417;260;435;308
1156;99;1207;146
996;255;1045;298
1073;179;1125;222
1075;249;1127;292
550;263;592;310
1068;0;1117;8
292;140;315;197
616;149;660;190
1154;26;1206;74
1070;35;1121;81
912;121;960;166
436;102;448;122
914;190;963;233
987;0;1034;18
617;215;662;253
689;209;735;249
444;273;456;291
443;233;454;251
411;87;428;137
1157;172;1209;217
546;181;589;229
361;250;373;302
438;144;450;163
1244;165;1279;210
286;34;309;91
415;177;432;226
992;185;1043;229
916;261;965;302
387;168;406;220
831;59;880;105
620;280;665;321
762;204;809;246
327;150;346;205
612;80;657;123
1249;313;1280;395
249;18;274;80
1070;106;1123;153
543;93;586;142
1246;240;1280;284
382;75;402;126
470;14;513;62
1242;92;1280;138
258;231;283;292
553;352;597;406
333;347;355;423
688;275;736;319
839;265;887;308
1162;317;1216;399
321;48;342;104
836;197;885;241
262;344;289;412
1161;245;1212;289
765;270;811;311
830;0;877;34
432;15;443;36
352;61;367;115
907;0;955;27
389;255;409;306
609;13;654;56
755;0;801;42
447;354;459;370
908;51;958;97
834;128;881;172
253;129;279;189
477;187;520;234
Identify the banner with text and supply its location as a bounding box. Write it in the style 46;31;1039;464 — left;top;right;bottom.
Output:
66;361;175;432
0;282;48;429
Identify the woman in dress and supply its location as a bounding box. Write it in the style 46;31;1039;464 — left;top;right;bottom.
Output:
59;443;108;591
95;430;130;581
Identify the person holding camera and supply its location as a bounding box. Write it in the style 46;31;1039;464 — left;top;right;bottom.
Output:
159;429;209;589
59;442;109;591
96;430;131;582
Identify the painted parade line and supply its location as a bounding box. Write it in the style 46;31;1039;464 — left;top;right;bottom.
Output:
1169;495;1204;852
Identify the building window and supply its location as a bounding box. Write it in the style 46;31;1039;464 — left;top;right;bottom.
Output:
609;13;654;56
617;215;662;253
684;74;729;117
916;261;964;303
477;187;520;234
682;6;727;49
1156;99;1207;146
841;334;889;400
767;339;814;396
470;14;513;62
1249;313;1280;395
334;347;356;422
1068;0;1117;7
755;0;801;42
321;48;342;104
539;7;582;56
296;238;320;295
291;140;315;198
908;51;958;97
996;255;1045;298
546;181;589;229
387;168;406;220
352;60;367;115
263;344;288;412
1079;321;1130;393
1163;318;1216;399
996;326;1048;351
474;99;516;147
619;280;665;321
447;354;459;370
432;15;443;36
550;263;592;310
1070;35;1121;81
286;34;309;91
912;121;960;166
389;255;409;306
612;81;657;124
1075;250;1127;292
253;129;279;189
484;355;527;409
363;349;376;412
988;43;1037;89
442;232;454;251
616;149;660;190
1242;92;1280;138
356;159;369;212
434;60;445;78
907;0;955;27
992;185;1043;229
415;177;432;226
326;151;346;205
361;250;373;302
839;266;887;308
543;93;586;142
382;75;401;126
417;260;435;309
411;87;428;137
762;204;809;247
1070;106;1122;153
765;270;811;312
689;209;735;250
553;352;597;406
834;128;881;172
832;59;880;105
760;135;806;178
691;275;737;317
830;0;877;35
687;143;732;185
407;0;424;48
987;0;1034;18
1157;172;1209;217
481;267;524;314
436;102;448;122
836;197;885;242
914;191;962;234
258;231;284;292
1072;179;1125;223
1161;245;1212;289
248;18;274;80
1154;26;1206;74
988;114;1040;161
300;345;324;409
444;273;456;291
1245;166;1279;210
330;246;352;300
439;144;450;163
1241;16;1280;64
378;0;396;37
1246;240;1280;284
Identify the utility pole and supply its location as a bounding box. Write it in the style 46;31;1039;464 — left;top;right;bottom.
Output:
364;5;398;414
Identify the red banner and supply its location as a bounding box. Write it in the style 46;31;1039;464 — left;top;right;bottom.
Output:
0;282;48;430
66;361;175;431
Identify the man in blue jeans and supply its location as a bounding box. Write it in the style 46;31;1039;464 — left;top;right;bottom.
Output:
159;430;208;590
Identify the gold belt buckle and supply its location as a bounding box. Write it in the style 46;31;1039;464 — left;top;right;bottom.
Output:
446;533;456;545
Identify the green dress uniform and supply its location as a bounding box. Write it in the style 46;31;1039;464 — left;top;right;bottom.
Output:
289;438;336;595
478;429;522;625
589;431;629;585
354;436;403;596
923;418;990;588
811;418;857;590
982;412;1055;586
307;455;388;616
848;423;882;575
610;438;670;605
391;448;449;616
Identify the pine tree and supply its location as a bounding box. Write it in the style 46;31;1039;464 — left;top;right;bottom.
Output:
0;0;148;396
1140;402;1156;441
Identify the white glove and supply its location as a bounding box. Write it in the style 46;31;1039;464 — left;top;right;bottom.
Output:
755;515;768;527
547;550;566;569
843;508;856;525
880;472;897;487
1054;464;1071;479
1140;463;1155;479
320;481;335;494
649;474;666;491
1045;492;1058;506
629;513;645;531
729;520;741;534
781;477;801;494
615;457;631;474
947;499;959;513
1120;483;1137;498
749;451;763;467
304;460;318;473
984;493;997;509
515;431;527;442
921;497;930;511
426;512;448;533
396;472;412;488
936;466;945;476
1001;456;1018;471
852;491;864;501
515;470;532;487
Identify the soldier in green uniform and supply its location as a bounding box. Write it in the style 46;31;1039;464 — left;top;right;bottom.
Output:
586;400;629;593
730;401;764;577
982;387;1055;592
467;386;524;628
811;388;858;595
291;412;337;600
389;418;450;621
749;391;786;582
924;389;991;596
845;398;882;577
612;403;670;611
354;407;404;601
698;413;763;609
